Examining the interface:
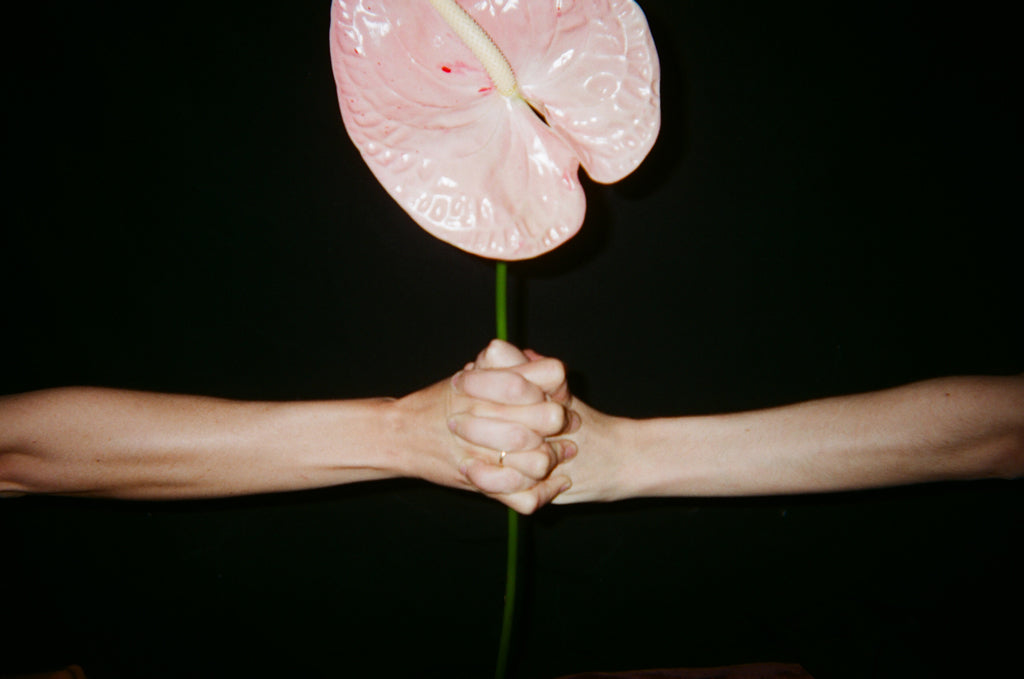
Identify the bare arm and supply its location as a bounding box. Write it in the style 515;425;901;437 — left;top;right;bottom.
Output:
575;373;1024;502
456;343;1023;503
0;351;574;512
0;387;400;499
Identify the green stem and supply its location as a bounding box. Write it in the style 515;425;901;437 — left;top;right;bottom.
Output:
496;507;518;679
494;260;518;679
495;261;508;342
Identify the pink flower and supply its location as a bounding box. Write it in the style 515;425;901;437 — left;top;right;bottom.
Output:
330;0;660;260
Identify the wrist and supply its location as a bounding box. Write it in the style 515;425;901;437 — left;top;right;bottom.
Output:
626;414;724;498
381;380;467;490
281;397;405;488
564;402;644;502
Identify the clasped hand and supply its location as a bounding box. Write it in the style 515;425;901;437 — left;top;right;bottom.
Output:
445;339;580;513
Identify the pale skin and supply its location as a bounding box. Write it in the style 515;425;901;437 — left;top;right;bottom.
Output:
0;345;577;514
7;340;1019;512
456;341;1024;503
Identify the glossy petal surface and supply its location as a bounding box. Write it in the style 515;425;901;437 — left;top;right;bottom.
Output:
330;0;660;260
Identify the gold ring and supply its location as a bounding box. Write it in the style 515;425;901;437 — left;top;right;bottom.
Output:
499;451;507;466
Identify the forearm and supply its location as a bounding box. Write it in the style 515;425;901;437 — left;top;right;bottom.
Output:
627;375;1024;497
0;387;404;499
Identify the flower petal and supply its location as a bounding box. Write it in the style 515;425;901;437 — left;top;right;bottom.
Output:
474;0;661;183
329;0;659;259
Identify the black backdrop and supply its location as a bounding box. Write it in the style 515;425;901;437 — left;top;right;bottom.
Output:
4;2;1021;678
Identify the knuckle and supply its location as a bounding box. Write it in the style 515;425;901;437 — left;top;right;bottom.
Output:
459;371;485;397
516;495;540;515
549;359;567;383
523;452;550;478
540;402;567;433
508;426;533;451
504;374;532;402
482;339;501;360
538;357;566;383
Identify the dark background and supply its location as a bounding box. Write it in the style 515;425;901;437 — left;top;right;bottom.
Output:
4;1;1021;677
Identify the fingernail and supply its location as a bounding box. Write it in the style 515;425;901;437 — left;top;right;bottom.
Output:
559;479;573;493
447;417;458;433
563;441;578;460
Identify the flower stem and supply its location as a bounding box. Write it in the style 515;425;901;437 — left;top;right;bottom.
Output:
494;260;518;679
495;261;508;342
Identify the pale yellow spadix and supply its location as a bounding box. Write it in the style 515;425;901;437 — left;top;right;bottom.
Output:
428;0;519;97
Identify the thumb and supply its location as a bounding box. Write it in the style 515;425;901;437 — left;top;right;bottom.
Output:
476;339;529;369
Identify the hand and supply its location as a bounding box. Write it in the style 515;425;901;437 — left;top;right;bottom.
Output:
459;341;629;504
451;340;580;511
390;340;577;514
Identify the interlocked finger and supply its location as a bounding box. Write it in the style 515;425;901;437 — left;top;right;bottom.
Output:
463;399;571;438
454;369;545;406
448;413;544;453
510;357;570;405
463;458;538;494
496;474;573;515
462;439;576;491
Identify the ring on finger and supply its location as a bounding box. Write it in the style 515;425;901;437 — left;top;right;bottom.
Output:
499;450;507;466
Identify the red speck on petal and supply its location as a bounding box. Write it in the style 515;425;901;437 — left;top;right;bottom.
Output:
479;86;493;93
441;66;452;73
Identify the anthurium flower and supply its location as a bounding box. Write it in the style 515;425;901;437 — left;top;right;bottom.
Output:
329;0;661;260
